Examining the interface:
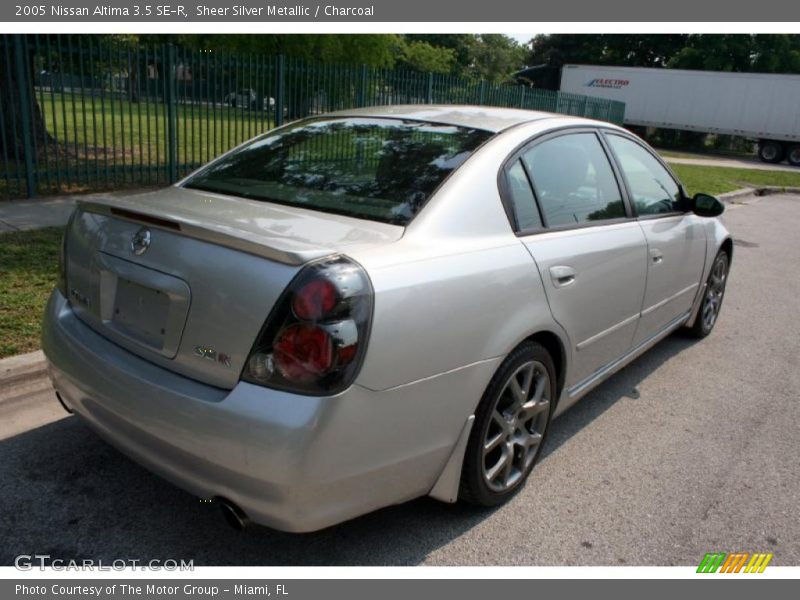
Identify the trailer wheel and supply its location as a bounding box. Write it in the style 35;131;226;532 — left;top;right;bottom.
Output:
758;140;785;164
787;145;800;167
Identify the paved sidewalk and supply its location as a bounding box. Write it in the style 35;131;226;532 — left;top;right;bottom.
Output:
0;188;156;232
0;197;77;232
0;350;46;389
662;154;799;173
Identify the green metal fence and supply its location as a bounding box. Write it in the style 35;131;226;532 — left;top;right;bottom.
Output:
0;34;626;200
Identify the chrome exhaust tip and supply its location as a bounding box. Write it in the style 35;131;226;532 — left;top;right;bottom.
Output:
215;497;249;531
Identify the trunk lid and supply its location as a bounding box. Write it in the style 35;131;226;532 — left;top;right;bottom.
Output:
64;187;402;389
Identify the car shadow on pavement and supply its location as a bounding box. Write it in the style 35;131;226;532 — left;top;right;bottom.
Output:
540;333;696;461
0;334;696;567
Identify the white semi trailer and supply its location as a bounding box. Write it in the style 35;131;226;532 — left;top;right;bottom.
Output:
559;64;800;166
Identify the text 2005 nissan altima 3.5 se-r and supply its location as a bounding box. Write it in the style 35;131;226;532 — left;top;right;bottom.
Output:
42;105;731;532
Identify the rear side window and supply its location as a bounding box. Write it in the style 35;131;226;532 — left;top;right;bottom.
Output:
184;117;493;225
606;135;682;215
522;133;625;227
506;160;543;231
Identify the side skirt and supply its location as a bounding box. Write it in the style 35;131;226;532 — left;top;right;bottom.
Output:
563;311;691;407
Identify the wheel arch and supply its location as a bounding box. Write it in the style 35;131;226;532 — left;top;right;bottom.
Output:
720;236;733;264
428;327;569;504
686;230;733;329
521;329;568;409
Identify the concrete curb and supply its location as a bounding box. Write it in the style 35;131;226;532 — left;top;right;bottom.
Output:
0;350;47;388
719;186;800;202
718;188;756;202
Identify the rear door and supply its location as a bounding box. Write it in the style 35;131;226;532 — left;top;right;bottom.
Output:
603;133;707;345
503;129;649;389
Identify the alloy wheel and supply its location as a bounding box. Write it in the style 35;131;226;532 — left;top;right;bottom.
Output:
702;255;728;331
482;360;551;493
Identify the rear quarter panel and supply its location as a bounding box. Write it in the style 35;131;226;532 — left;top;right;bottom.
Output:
352;238;560;394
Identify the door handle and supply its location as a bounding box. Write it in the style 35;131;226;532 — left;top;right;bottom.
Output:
650;248;664;264
549;265;576;288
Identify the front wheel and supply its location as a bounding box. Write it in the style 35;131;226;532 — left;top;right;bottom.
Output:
687;251;729;338
460;341;556;506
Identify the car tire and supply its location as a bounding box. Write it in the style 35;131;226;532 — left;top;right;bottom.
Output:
758;140;785;164
687;251;729;338
787;144;800;167
459;341;556;507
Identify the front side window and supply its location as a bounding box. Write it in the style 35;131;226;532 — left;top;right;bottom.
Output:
184;117;493;225
606;135;682;215
521;133;625;227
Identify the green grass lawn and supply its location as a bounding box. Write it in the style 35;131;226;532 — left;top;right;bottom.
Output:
671;163;800;196
657;148;751;160
0;227;63;358
38;92;273;161
1;92;276;198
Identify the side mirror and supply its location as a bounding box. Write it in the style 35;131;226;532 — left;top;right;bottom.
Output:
691;193;725;217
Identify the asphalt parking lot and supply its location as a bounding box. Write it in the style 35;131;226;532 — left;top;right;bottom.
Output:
1;193;798;567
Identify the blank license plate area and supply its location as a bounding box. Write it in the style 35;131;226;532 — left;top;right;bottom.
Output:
112;278;170;349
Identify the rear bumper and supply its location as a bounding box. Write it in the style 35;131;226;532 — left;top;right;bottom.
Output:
42;290;497;532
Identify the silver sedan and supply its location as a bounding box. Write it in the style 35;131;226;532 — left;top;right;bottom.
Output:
42;105;731;532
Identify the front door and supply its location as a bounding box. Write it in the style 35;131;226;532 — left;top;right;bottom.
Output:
603;133;707;345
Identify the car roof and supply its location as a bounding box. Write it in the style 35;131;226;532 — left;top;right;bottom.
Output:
322;104;566;133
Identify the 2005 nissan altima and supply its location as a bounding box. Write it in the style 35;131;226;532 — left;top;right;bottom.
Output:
42;105;731;532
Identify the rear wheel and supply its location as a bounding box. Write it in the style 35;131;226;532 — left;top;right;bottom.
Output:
460;341;556;506
787;144;800;167
687;251;729;338
758;140;785;164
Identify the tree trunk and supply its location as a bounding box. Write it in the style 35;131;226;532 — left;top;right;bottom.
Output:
0;35;54;161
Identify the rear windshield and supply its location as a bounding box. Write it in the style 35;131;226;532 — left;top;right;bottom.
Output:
184;117;493;225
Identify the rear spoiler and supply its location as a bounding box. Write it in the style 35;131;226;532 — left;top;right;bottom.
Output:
76;199;334;266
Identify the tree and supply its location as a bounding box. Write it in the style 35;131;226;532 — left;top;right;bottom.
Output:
667;35;754;71
176;34;402;69
667;35;800;73
527;33;800;74
751;35;800;73
404;34;527;81
528;34;689;69
398;40;456;74
469;35;527;82
1;35;54;161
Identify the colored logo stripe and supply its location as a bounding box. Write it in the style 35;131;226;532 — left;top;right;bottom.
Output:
720;553;749;573
697;552;773;573
745;553;773;573
697;553;726;573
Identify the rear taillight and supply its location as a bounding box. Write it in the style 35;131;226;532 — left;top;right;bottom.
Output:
241;255;373;395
